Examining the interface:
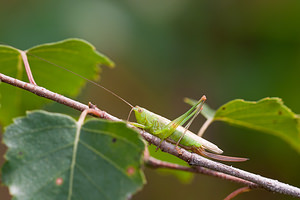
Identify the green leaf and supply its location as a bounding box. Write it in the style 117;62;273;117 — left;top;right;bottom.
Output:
0;45;24;126
2;110;145;200
26;38;114;95
0;38;114;126
185;97;300;153
214;98;300;153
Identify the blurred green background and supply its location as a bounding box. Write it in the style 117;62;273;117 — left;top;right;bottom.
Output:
1;0;300;199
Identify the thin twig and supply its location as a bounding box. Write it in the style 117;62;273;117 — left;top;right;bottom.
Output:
1;72;300;198
224;186;251;200
145;156;258;188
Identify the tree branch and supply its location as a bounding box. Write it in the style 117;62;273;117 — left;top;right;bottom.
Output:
145;156;258;189
1;72;300;198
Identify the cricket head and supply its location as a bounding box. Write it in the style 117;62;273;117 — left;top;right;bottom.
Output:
133;106;147;125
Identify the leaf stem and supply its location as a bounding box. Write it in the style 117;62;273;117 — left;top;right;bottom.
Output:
18;50;37;85
197;117;213;137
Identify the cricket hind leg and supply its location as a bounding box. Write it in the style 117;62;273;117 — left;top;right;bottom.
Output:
175;95;207;147
196;148;249;162
153;95;206;155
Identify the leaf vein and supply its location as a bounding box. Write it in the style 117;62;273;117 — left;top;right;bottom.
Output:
79;140;130;178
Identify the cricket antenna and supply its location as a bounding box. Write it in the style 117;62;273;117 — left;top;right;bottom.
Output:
27;52;134;108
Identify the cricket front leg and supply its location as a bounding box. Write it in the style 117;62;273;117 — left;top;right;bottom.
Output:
129;122;147;129
129;122;165;150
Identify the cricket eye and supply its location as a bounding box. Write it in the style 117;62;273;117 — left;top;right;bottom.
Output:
138;108;142;113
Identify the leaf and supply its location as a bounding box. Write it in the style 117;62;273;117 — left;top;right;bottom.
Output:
214;98;300;152
26;38;114;95
185;97;300;153
2;110;145;200
0;38;114;126
0;45;24;126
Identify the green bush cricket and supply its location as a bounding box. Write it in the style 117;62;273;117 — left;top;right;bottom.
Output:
27;53;248;162
129;99;247;162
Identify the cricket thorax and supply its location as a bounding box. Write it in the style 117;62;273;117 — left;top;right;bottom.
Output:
134;106;168;132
